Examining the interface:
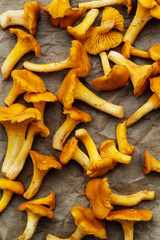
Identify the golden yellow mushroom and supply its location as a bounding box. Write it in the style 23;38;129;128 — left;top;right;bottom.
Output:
144;151;160;174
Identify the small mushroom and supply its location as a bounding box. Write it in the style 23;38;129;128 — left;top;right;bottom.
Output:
86;178;155;219
0;178;24;212
108;50;154;96
23;40;91;78
78;0;133;14
18;193;55;240
144;150;160;174
23;150;62;200
60;136;90;172
46;205;107;240
116;121;135;155
41;0;86;29
1;28;40;80
58;69;124;118
5;69;46;106
92;51;129;90
0;1;40;35
52;107;92;151
106;209;152;240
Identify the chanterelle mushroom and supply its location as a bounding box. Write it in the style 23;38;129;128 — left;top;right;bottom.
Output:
0;178;24;213
0;1;40;35
58;69;124;118
1;28;40;80
23;150;62;200
123;0;160;45
79;0;133;14
144;151;160;175
86;178;155;219
46;205;107;240
23;40;91;78
5;69;46;106
52;107;92;151
18;192;55;240
41;0;86;29
106;209;152;240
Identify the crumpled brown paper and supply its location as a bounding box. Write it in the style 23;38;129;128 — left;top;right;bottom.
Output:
0;0;160;239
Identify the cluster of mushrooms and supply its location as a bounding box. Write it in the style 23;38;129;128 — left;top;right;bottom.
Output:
0;0;160;239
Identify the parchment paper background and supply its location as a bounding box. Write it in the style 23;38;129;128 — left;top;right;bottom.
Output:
0;0;160;239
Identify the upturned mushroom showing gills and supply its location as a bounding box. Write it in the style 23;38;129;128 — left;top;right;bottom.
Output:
86;178;155;219
41;0;86;29
108;50;154;96
92;51;130;90
23;40;91;78
123;0;160;45
46;205;107;240
52;107;92;151
106;209;152;240
0;1;40;35
23;150;62;200
79;0;133;14
144;151;160;175
1;28;40;80
0;103;41;179
18;193;55;240
5;69;46;106
60;137;90;172
58;69;124;118
0;178;24;213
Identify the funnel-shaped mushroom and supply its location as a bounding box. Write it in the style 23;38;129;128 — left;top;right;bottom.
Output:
86;178;155;219
1;28;40;80
116;121;135;155
5;69;46;106
79;0;133;14
0;1;40;35
60;137;90;172
52;107;92;151
18;193;55;240
92;51;129;90
123;0;160;45
24;91;57;124
106;209;152;240
0;103;41;179
58;69;124;118
0;178;24;212
23;150;62;200
148;44;160;61
41;0;86;29
108;50;154;96
46;205;107;240
144;151;160;174
23;40;91;78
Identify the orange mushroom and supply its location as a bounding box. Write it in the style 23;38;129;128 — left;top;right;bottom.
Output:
1;28;40;80
144;151;160;174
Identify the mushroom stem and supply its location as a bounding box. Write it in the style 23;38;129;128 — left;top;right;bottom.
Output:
4;81;25;106
123;2;152;45
126;93;160;127
110;190;155;206
0;190;13;212
46;227;86;240
0;10;26;28
128;46;150;59
18;211;40;240
121;221;134;240
99;51;111;75
71;148;90;172
33;102;46;124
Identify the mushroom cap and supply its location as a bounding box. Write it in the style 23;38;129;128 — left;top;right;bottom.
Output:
86;178;113;219
29;120;50;137
149;75;160;96
10;28;40;57
11;69;46;93
106;209;152;222
71;205;107;239
100;140;116;158
41;0;71;17
29;150;62;171
92;64;129;90
63;107;92;122
138;0;158;9
148;44;160;61
143;150;158;174
24;1;40;35
0;178;24;194
29;192;55;210
24;91;57;103
0;103;41;123
60;137;78;164
121;40;131;59
18;202;54;218
150;4;160;19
